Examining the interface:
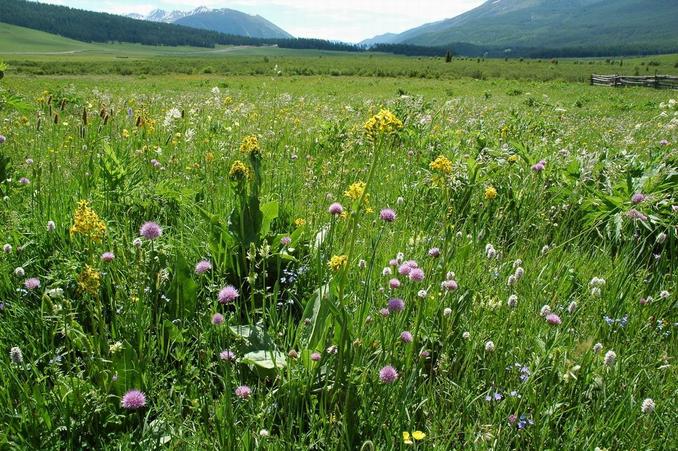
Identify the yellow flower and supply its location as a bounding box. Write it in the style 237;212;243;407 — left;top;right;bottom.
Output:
240;135;261;155
403;430;425;444
122;129;130;139
229;160;251;181
205;152;215;163
294;218;306;228
430;155;453;174
344;181;367;201
484;186;497;200
508;154;519;163
70;200;106;242
328;255;348;271
412;431;426;441
77;265;101;295
364;109;403;138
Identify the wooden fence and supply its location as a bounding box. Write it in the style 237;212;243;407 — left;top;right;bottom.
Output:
591;74;678;90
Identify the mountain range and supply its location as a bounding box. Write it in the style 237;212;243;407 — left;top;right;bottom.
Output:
126;6;293;40
361;0;678;51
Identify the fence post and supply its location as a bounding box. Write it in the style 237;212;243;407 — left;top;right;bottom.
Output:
654;71;659;89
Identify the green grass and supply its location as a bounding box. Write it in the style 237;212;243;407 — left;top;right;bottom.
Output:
0;61;676;450
3;22;678;83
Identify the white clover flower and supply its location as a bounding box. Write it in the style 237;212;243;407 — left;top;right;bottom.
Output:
507;295;518;308
604;350;616;367
10;346;23;364
484;341;495;352
641;398;655;414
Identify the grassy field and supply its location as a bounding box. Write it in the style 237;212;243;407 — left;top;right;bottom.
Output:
0;49;677;450
3;23;678;82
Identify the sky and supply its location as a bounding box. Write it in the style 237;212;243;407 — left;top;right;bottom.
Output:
38;0;486;43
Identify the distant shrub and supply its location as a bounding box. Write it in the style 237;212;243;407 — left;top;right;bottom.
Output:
647;61;660;66
202;66;214;74
507;88;523;96
470;69;485;80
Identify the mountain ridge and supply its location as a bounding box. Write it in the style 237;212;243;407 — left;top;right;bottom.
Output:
126;6;293;39
362;0;678;52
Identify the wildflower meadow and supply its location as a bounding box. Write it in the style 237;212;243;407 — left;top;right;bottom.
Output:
0;62;676;449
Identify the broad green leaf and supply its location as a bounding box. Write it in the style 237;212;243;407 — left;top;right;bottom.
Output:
241;350;287;369
260;200;279;238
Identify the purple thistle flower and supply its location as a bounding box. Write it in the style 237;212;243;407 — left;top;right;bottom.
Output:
398;263;412;276
379;208;396;222
310;352;322;361
389;258;398;267
387;298;405;313
218;285;239;304
280;236;291;246
531;162;545;172
400;331;413;343
139;221;162;240
631;193;646;204
101;252;115;262
389;278;401;289
195;260;212;274
428;247;440;258
19;177;30;185
546;313;562;325
379;365;398;383
441;279;458;291
24;278;40;290
235;385;252;399
121;389;146;410
219;349;236;361
211;313;225;325
379;308;390;317
408;268;425;282
328;202;344;215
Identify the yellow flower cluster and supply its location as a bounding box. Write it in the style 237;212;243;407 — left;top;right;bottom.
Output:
429;155;453;174
77;265;101;295
403;431;426;444
328;255;348;271
485;186;498;200
240;135;261;155
508;154;519;163
364;109;403;138
70;200;106;242
294;218;306;228
344;181;367;202
229;160;251;181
